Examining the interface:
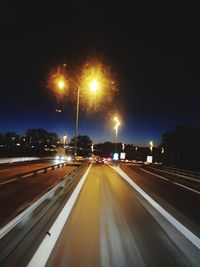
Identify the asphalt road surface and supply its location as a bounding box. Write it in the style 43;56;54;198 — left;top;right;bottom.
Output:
121;164;200;228
0;165;76;226
0;160;56;178
45;164;199;267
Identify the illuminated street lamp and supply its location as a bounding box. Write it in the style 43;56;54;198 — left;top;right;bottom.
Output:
149;141;153;154
114;117;120;152
48;64;68;100
48;62;114;161
74;78;100;159
62;135;67;156
89;79;99;93
63;135;67;147
57;79;65;90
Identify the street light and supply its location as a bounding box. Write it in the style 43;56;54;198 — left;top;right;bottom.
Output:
63;135;67;147
57;79;65;90
74;78;100;160
89;79;99;93
113;117;120;153
149;141;153;154
48;62;114;161
48;64;68;99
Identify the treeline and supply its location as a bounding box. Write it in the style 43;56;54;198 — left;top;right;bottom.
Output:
0;129;93;157
0;129;59;157
160;125;200;171
94;125;200;171
1;125;200;171
93;142;162;162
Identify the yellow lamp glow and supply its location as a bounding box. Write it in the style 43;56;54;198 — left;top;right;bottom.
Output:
58;80;65;90
89;79;99;93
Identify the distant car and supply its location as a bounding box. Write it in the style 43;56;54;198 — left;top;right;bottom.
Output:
55;155;65;160
95;158;104;164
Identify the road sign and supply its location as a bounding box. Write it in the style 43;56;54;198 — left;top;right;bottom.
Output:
113;153;119;160
147;156;153;163
120;152;126;159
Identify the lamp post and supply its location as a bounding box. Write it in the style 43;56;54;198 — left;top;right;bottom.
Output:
50;63;109;161
113;117;120;153
58;80;65;90
74;87;80;160
149;141;153;154
74;79;99;160
63;135;67;150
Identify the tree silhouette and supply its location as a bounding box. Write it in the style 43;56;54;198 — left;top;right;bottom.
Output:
160;125;200;170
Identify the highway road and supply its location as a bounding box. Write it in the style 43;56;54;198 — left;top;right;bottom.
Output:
121;164;200;228
36;164;199;267
0;160;57;178
0;164;77;226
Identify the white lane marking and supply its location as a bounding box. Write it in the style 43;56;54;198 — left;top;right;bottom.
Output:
109;165;200;250
140;167;169;181
140;167;200;195
172;182;200;195
149;166;200;183
27;164;92;267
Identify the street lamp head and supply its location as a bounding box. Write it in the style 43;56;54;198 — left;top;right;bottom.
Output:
79;60;117;110
149;141;153;147
113;117;120;126
114;117;118;122
149;141;153;152
89;79;99;93
58;79;65;90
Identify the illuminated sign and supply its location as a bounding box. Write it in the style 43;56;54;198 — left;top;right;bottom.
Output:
113;153;119;160
120;152;126;159
147;156;153;163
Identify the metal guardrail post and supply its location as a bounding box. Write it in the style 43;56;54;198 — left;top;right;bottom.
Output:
16;174;21;182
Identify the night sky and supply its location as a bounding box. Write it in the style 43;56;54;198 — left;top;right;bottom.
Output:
0;3;199;146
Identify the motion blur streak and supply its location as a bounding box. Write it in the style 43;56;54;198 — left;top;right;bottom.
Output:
45;165;198;267
110;165;200;250
100;174;144;267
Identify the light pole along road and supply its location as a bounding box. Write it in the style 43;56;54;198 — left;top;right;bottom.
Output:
51;62;114;161
113;116;120;154
74;79;99;159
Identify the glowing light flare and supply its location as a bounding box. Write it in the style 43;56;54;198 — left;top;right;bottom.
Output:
54;75;67;92
113;116;120;141
58;79;65;90
149;141;154;152
89;79;99;93
79;60;116;109
113;117;120;129
63;135;67;145
47;66;69;99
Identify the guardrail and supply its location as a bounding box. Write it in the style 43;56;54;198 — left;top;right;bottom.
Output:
0;161;81;186
0;163;89;264
148;165;200;183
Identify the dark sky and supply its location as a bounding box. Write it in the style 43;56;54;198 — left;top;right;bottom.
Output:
0;3;199;145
